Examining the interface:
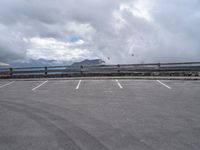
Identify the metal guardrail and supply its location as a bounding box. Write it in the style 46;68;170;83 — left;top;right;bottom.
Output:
0;62;200;78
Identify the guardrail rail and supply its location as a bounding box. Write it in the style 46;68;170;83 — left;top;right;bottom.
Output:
0;62;200;78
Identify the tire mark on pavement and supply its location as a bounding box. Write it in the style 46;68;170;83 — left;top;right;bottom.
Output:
0;101;109;150
1;99;153;150
0;103;81;150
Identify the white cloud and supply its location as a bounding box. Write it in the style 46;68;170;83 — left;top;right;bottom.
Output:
120;0;154;22
0;0;200;65
26;37;95;61
66;22;96;41
112;10;127;30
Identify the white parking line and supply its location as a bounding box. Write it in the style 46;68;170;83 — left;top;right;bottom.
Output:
0;81;15;88
32;80;48;91
116;80;123;89
157;80;172;89
76;80;82;90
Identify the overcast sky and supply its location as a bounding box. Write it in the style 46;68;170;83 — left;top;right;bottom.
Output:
0;0;200;65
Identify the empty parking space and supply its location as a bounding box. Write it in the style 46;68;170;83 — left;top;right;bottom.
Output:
158;80;200;105
158;80;200;96
0;81;15;88
120;80;168;92
0;80;12;86
0;79;200;150
79;80;122;91
0;81;44;91
162;80;200;88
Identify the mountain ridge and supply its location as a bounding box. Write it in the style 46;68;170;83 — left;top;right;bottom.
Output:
71;59;105;66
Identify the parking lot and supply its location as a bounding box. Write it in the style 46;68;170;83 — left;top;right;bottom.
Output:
0;79;200;150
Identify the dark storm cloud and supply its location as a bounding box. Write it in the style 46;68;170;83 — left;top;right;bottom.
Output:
0;0;200;64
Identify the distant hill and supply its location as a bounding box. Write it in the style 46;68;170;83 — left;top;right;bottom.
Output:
7;59;105;68
71;59;105;66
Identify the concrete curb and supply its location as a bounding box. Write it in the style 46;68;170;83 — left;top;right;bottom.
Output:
1;76;200;81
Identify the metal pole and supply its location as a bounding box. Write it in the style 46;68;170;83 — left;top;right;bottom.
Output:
117;64;120;73
9;68;13;78
80;65;83;76
45;67;48;76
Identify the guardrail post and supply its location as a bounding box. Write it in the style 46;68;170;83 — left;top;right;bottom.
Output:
45;67;48;76
158;63;161;68
117;64;120;73
9;68;13;78
158;63;161;76
80;65;83;76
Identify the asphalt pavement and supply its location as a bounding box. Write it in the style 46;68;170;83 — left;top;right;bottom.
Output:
0;79;200;150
